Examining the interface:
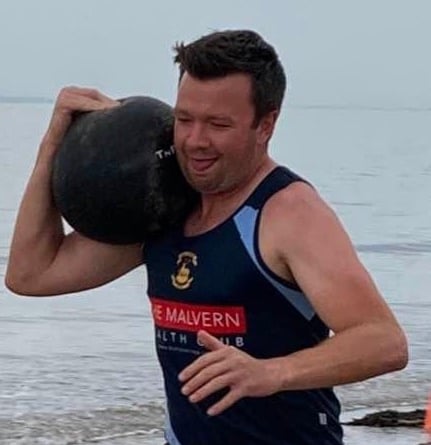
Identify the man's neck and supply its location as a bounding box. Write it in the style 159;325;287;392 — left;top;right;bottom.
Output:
184;158;277;236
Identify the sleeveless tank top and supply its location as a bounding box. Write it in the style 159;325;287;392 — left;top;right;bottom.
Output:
144;166;343;445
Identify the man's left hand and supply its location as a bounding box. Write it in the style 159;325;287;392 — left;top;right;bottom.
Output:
178;330;282;416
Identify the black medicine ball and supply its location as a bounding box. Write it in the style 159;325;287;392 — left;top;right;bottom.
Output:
52;96;197;244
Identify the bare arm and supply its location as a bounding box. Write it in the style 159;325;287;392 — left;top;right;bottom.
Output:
264;182;408;389
5;87;143;297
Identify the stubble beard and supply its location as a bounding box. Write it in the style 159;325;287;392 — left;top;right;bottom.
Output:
179;158;238;195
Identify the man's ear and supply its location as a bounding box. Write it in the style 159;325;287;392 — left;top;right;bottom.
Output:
257;110;279;146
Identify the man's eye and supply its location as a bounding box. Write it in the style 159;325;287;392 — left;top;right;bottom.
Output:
211;122;230;128
176;117;192;123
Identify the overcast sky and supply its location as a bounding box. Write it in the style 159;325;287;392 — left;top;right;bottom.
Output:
0;0;430;107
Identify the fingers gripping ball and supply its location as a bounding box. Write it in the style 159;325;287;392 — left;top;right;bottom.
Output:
52;96;197;244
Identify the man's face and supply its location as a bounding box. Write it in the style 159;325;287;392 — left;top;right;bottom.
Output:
173;72;270;195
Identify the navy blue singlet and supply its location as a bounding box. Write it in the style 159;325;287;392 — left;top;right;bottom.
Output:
145;166;344;445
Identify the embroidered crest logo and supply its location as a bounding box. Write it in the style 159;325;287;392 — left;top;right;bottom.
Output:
171;251;198;290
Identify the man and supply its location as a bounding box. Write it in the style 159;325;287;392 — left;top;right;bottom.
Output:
6;30;408;445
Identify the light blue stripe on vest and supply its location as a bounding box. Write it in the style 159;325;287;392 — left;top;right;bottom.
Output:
234;206;315;321
165;406;183;445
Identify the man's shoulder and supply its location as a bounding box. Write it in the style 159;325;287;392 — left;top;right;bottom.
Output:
266;179;323;212
261;179;338;237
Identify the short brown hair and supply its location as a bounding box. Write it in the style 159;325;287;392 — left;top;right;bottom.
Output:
173;30;287;125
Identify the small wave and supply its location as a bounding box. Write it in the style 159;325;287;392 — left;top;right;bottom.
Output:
27;312;144;323
0;255;9;265
288;104;431;112
356;241;431;255
0;403;165;444
68;428;162;444
0;96;53;104
332;201;372;207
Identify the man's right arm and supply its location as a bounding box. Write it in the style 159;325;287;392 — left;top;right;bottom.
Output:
5;87;143;297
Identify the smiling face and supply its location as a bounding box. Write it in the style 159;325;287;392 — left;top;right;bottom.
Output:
173;72;276;195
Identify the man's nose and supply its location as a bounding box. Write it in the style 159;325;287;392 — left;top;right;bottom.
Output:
186;122;210;148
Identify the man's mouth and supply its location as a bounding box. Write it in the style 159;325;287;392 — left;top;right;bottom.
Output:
189;157;217;173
